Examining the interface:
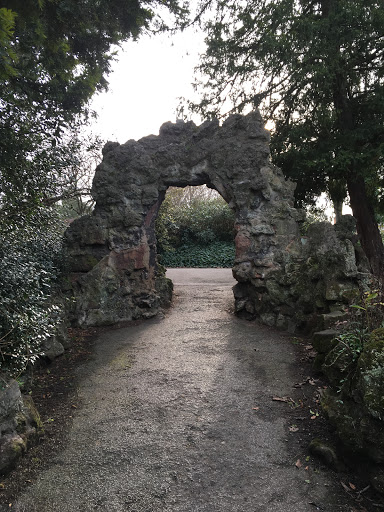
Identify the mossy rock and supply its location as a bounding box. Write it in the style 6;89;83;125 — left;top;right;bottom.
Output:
357;328;384;420
22;395;44;432
309;438;343;471
320;328;384;465
155;275;173;309
0;434;27;474
312;329;339;354
321;390;384;463
322;341;356;387
69;254;101;273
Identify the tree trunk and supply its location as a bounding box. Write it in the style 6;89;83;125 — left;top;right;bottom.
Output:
328;178;347;224
347;174;384;280
333;199;343;224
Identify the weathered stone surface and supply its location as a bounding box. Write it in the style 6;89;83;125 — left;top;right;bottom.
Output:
0;433;26;473
155;272;173;309
0;378;42;474
65;111;305;328
64;111;363;332
309;439;342;471
321;311;348;329
312;329;339;354
0;380;22;433
322;390;384;463
318;328;384;468
42;337;65;361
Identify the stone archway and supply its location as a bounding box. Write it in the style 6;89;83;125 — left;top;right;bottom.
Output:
65;111;360;331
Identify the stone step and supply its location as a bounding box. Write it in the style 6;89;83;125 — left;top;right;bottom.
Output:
321;310;348;330
312;329;339;354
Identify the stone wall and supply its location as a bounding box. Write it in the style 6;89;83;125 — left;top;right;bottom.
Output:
64;111;364;331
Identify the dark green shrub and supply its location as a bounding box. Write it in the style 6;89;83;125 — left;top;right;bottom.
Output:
156;187;236;260
159;241;235;268
0;210;64;375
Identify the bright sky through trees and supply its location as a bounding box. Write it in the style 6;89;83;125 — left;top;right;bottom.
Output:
90;28;205;143
88;22;350;221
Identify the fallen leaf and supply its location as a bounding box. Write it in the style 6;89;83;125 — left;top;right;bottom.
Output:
272;396;291;403
71;404;77;409
295;459;302;468
349;482;356;491
0;483;4;489
252;407;259;411
305;466;309;470
340;481;350;492
310;415;317;420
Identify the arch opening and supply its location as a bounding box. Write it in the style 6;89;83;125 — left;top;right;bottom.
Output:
155;185;236;270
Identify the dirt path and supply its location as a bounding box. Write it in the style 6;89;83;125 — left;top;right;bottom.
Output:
12;269;362;511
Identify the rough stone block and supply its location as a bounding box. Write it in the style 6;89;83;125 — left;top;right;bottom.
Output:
321;311;348;329
42;337;65;361
0;380;22;431
312;329;339;354
0;434;26;473
0;379;41;474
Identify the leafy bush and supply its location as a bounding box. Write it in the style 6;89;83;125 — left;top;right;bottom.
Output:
322;289;384;393
0;210;64;375
156;186;236;264
159;241;235;268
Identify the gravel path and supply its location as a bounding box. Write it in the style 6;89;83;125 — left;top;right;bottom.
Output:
13;269;357;511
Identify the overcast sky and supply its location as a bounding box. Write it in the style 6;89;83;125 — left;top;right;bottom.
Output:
90;27;205;144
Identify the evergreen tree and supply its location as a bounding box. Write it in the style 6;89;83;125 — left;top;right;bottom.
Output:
0;0;187;217
189;0;384;278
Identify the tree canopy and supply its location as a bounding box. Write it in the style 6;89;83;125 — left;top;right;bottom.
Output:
188;0;384;277
0;0;187;219
0;0;187;374
0;0;186;111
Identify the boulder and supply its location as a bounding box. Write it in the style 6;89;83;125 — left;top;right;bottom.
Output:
312;329;339;354
320;328;384;466
0;377;42;474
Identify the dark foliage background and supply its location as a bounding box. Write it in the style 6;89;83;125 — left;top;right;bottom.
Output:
156;186;235;267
